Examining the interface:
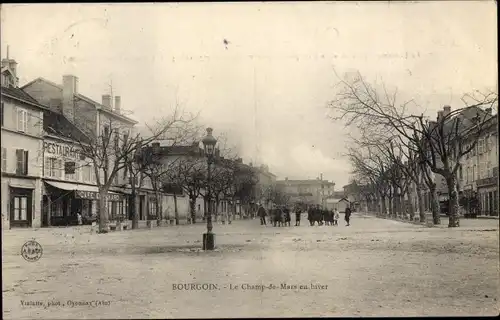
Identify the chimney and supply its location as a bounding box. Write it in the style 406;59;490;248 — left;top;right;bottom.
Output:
443;105;451;118
2;46;19;87
114;96;121;113
62;75;78;121
437;110;444;121
102;94;112;110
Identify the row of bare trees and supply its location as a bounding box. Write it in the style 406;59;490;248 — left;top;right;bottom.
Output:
328;70;497;227
72;104;258;233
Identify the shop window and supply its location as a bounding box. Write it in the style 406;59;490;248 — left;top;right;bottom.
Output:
51;201;63;217
13;196;28;221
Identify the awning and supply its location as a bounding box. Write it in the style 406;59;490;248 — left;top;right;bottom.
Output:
44;181;123;201
45;181;99;192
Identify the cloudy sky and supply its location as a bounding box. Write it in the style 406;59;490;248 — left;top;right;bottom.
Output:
1;2;497;187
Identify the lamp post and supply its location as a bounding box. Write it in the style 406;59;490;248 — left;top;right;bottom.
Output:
202;127;217;250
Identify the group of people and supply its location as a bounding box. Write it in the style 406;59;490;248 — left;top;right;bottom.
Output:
257;204;352;227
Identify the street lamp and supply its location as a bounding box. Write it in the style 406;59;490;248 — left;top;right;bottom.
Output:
202;127;217;250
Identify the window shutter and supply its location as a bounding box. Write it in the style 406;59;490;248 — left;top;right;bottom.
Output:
26;112;32;134
15;149;22;174
23;151;28;175
1;102;4;127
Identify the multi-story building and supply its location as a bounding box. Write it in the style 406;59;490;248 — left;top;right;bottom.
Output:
460;110;498;216
253;164;277;209
409;105;497;216
1;56;45;229
22;74;136;225
276;177;335;207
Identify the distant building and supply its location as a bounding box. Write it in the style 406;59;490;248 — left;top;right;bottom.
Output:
276;177;335;207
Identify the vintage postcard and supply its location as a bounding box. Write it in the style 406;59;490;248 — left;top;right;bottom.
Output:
1;1;498;318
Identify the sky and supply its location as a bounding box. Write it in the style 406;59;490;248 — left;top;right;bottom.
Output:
1;2;497;188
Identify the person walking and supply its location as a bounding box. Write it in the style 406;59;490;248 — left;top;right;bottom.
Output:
257;204;267;226
308;206;314;226
333;208;340;226
295;208;302;226
77;212;83;225
284;206;291;227
345;206;352;226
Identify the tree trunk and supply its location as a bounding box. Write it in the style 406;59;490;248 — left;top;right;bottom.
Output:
189;196;196;224
173;193;179;225
406;190;414;220
130;186;138;229
400;191;406;218
98;188;109;233
416;185;425;222
447;175;460;227
393;192;400;218
203;196;208;221
381;195;387;217
429;183;441;225
155;190;162;226
388;196;393;218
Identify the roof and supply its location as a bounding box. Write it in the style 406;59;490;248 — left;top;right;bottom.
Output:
43;108;90;143
277;179;335;185
22;77;137;124
1;85;41;105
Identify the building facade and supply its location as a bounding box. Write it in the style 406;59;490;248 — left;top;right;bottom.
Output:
22;74;140;225
276;177;335;207
1;57;45;229
460;111;498;216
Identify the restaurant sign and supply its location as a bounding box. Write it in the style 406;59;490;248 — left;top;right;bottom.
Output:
44;141;84;160
75;190;122;202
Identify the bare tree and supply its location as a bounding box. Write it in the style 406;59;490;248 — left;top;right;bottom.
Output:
328;69;498;227
77;106;197;233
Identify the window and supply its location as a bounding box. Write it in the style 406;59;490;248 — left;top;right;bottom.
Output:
1;147;6;172
51;201;63;217
466;166;470;183
479;162;486;180
90;165;96;183
15;149;28;175
102;124;109;138
45;157;62;178
478;138;485;154
486;161;492;178
472;165;476;181
459;165;463;180
1;102;4;127
16;108;28;132
82;165;91;182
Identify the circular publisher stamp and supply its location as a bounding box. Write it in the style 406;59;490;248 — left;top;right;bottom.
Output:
21;240;43;262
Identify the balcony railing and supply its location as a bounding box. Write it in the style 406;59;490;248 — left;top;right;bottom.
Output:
476;167;498;188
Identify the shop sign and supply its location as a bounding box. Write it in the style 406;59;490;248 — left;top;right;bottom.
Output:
75;190;122;201
44;141;83;160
